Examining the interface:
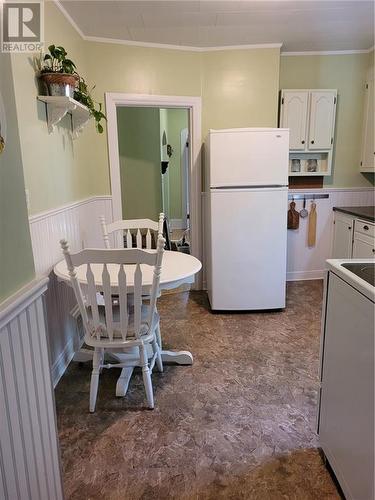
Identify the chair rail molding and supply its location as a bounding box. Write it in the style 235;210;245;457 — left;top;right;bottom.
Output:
0;277;64;500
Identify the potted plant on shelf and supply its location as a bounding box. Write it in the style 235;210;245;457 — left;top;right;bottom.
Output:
38;45;78;97
36;45;106;133
74;77;107;134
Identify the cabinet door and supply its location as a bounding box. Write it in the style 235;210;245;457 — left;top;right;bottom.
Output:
360;77;375;172
308;91;337;150
280;91;308;150
353;233;375;258
331;213;353;258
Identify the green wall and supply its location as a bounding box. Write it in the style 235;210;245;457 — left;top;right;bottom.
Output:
9;0;373;228
11;1;109;215
84;42;281;195
117;107;162;220
280;52;374;187
0;54;35;302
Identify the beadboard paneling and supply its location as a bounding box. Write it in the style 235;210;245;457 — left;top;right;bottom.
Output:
29;196;113;386
287;187;374;280
29;196;113;276
0;279;63;500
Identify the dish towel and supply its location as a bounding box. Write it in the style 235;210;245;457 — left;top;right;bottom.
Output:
308;201;317;247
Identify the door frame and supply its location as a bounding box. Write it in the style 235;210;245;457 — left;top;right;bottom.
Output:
105;92;202;289
180;127;189;230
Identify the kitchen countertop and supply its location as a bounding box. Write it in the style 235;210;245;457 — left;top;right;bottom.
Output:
326;259;375;302
333;206;375;222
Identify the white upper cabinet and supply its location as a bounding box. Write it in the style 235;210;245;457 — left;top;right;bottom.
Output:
280;89;337;176
360;70;375;173
280;91;308;150
308;91;337;150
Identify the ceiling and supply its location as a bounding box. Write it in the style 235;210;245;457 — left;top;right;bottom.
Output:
59;1;374;52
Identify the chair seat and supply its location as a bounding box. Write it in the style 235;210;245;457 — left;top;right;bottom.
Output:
85;304;159;347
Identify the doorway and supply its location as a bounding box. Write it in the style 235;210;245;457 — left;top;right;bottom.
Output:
105;93;202;286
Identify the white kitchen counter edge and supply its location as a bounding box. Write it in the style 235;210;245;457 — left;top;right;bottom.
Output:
326;259;375;302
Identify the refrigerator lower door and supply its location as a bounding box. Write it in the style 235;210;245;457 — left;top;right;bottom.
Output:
208;187;287;310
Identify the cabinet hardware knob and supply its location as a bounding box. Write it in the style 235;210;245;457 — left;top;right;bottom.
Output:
364;225;369;230
348;227;351;230
301;140;305;144
311;140;315;144
372;249;375;253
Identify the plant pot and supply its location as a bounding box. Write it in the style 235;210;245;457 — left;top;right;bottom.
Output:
39;72;78;98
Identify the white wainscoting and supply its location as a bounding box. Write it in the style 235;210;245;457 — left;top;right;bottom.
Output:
0;278;63;500
29;195;113;386
287;187;374;281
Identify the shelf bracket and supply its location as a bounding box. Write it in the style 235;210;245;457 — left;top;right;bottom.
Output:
45;100;76;134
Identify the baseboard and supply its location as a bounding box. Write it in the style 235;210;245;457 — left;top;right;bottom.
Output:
287;270;326;281
52;336;76;387
52;304;83;388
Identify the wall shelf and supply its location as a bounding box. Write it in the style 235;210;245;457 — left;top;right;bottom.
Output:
37;96;91;137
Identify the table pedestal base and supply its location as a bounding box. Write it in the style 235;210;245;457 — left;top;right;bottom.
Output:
73;348;193;397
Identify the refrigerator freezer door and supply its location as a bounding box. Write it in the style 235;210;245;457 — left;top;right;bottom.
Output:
209;128;289;188
207;187;288;310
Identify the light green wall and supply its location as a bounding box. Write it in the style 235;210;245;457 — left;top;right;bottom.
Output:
11;1;109;215
280;52;374;187
202;48;281;136
0;55;35;302
84;43;281;192
163;108;189;220
117;107;162;220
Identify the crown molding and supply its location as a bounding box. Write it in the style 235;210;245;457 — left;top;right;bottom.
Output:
54;1;281;52
54;0;85;38
281;47;374;56
84;36;282;52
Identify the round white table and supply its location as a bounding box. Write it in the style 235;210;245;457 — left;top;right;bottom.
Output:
54;250;202;396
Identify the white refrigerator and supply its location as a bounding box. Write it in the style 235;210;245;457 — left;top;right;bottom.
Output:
205;128;289;310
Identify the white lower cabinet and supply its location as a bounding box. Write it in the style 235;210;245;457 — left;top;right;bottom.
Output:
353;233;375;258
332;212;374;259
332;212;354;258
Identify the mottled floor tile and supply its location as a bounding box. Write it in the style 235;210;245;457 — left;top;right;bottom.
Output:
55;281;340;499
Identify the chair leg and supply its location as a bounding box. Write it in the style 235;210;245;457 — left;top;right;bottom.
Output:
156;323;162;350
139;344;154;409
89;348;101;413
152;338;163;373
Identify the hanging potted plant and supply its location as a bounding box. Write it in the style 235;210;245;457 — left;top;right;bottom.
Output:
74;77;107;134
38;45;78;97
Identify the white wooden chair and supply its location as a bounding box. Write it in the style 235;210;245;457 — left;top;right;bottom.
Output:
60;236;165;412
100;213;164;250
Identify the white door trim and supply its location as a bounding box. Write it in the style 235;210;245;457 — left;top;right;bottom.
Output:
105;92;202;288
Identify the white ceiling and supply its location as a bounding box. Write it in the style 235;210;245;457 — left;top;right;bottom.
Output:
59;1;374;52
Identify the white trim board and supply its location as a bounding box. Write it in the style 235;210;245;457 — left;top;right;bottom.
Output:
105;92;202;289
281;48;374;56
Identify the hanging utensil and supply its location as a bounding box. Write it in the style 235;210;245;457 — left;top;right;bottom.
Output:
288;198;300;229
307;199;317;247
300;196;308;218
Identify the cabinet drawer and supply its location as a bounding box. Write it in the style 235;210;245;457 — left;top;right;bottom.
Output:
355;219;375;238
